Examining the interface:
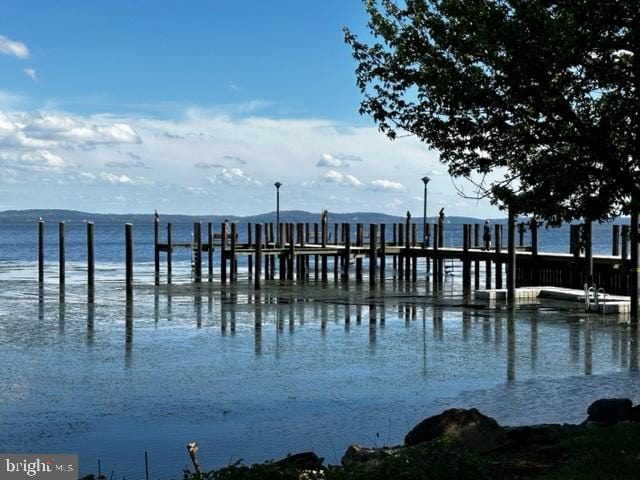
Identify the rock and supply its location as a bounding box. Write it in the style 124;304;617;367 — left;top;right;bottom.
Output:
341;444;402;466
404;408;511;453
504;424;581;446
630;405;640;422
586;398;633;425
275;452;324;471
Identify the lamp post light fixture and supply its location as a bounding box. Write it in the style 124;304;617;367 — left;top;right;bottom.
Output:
274;181;282;243
421;176;430;247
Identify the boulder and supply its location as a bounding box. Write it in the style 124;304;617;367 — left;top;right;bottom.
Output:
404;408;511;453
275;452;324;471
341;444;402;466
586;398;633;425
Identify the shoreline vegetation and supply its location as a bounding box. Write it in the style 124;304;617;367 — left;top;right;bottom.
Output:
80;398;640;480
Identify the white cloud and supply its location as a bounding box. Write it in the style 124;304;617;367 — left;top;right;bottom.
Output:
0;112;141;149
100;172;135;184
207;167;261;187
0;35;29;59
369;179;404;191
316;152;363;168
23;68;36;81
323;169;362;187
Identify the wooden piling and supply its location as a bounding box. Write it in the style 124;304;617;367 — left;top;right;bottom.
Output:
369;223;377;287
288;223;295;280
247;223;253;279
208;222;214;281
613;224;620;257
58;222;65;286
631;212;639;324
507;208;516;301
193;222;202;283
269;223;276;280
584;221;593;286
255;223;263;290
343;223;351;281
379;224;386;284
87;222;95;289
398;223;404;280
314;222;319;280
437;217;444;284
495;224;502;289
425;223;431;273
356;223;363;282
411;223;417;282
221;222;228;284
321;216;328;281
154;214;160;285
622;225;630;260
462;224;471;290
405;216;411;282
333;223;339;282
279;222;286;280
392;223;397;276
530;218;539;284
230;223;237;282
125;223;133;293
432;223;439;284
167;223;172;284
474;223;480;290
38;220;44;283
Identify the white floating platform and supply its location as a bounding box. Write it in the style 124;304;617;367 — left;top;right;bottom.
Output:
475;287;630;314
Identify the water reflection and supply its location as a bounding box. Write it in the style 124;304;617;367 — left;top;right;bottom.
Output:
23;281;640;385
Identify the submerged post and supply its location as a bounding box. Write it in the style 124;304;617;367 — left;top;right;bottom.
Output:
507;208;516;301
58;222;65;286
87;222;95;289
125;223;133;294
38;220;44;283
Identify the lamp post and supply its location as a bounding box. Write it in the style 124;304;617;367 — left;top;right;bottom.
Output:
421;176;430;247
274;181;282;243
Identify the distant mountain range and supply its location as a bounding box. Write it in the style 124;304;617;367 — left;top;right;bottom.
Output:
0;209;504;225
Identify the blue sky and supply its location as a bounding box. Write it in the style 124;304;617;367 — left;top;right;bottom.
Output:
0;1;497;216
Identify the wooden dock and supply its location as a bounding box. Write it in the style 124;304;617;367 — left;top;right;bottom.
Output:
35;211;640;321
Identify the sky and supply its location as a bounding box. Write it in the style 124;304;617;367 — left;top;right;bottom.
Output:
0;0;498;217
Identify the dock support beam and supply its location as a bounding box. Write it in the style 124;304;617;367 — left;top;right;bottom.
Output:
495;224;502;289
462;224;471;291
379;224;386;285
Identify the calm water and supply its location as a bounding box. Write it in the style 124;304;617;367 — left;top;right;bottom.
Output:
0;222;638;479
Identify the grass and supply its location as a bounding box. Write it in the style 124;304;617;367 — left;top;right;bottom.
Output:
80;424;640;480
